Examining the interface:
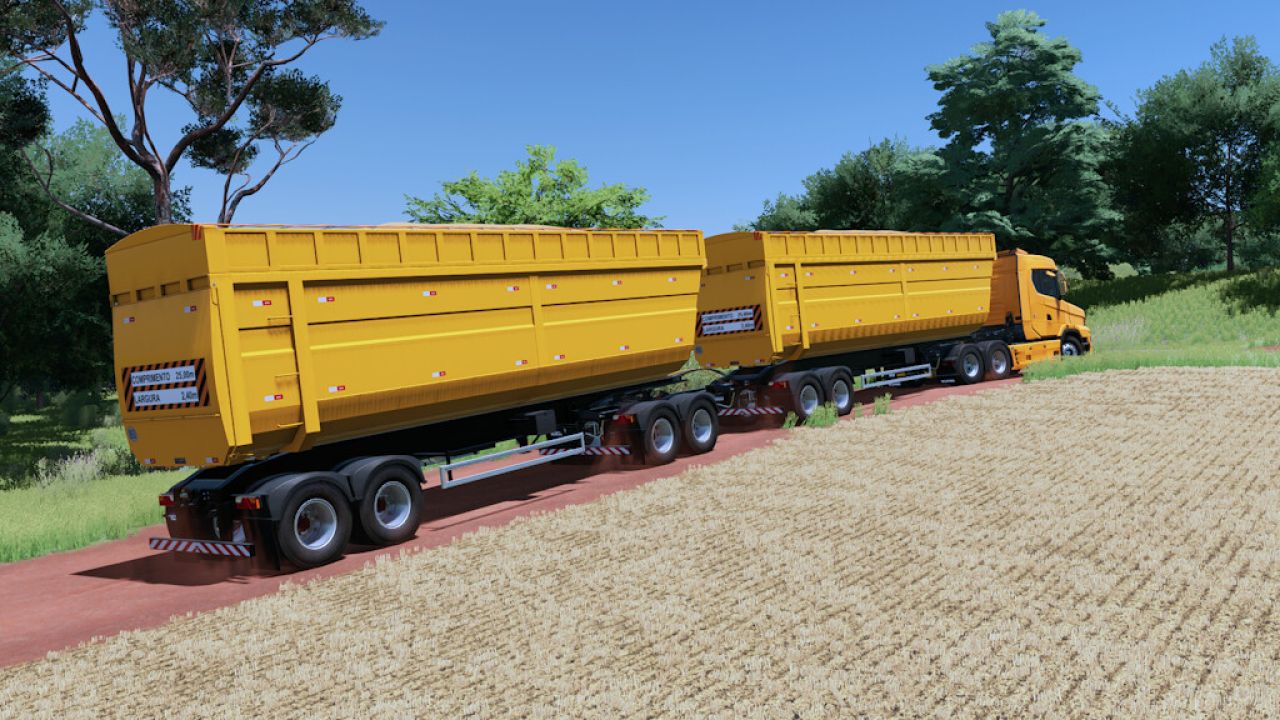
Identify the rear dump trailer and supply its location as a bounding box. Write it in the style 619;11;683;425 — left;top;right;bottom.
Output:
108;224;1089;569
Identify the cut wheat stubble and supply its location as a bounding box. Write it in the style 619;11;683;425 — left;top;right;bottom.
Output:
2;366;1278;719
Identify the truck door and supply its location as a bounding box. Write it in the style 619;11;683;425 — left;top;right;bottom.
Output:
1026;267;1063;340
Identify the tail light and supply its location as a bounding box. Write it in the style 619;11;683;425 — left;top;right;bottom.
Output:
158;493;175;507
614;414;636;425
234;495;263;511
769;380;789;390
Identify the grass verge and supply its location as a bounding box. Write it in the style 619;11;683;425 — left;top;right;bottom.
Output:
1025;269;1280;381
0;469;184;563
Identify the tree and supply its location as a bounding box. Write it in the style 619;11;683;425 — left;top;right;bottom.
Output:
2;0;381;232
920;10;1118;277
1108;37;1280;272
746;139;914;231
0;61;50;234
0;212;109;402
405;145;662;228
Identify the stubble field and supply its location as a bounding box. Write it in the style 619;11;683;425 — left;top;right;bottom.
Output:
2;367;1278;718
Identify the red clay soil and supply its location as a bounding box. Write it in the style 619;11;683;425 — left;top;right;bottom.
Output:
0;377;1019;668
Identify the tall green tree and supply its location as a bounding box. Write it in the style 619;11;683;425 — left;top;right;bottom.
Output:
1109;37;1280;271
917;10;1118;276
0;212;108;402
2;0;380;232
405;145;662;228
746;139;915;231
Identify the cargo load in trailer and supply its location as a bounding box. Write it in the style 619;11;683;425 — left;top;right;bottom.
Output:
109;224;1088;569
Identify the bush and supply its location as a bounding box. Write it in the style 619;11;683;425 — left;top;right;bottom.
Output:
58;390;105;429
0;411;8;437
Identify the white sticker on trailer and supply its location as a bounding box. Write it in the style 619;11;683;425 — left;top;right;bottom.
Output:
133;387;200;407
700;308;755;324
701;320;756;335
131;365;197;387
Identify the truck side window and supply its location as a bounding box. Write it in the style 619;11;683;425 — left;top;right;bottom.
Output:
1031;269;1061;299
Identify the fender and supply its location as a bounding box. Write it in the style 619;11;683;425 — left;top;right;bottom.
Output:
333;455;422;502
618;398;678;430
249;471;353;521
667;391;717;421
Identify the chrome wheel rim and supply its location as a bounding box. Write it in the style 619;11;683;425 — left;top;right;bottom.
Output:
1062;341;1079;356
294;498;338;551
800;384;820;415
690;408;714;444
991;352;1008;375
962;354;981;379
373;481;412;530
832;379;851;410
651;417;676;455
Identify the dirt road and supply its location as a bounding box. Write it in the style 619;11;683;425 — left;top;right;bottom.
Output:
0;378;1017;668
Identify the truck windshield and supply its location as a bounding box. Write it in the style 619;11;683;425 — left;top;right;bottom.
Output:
1031;269;1061;299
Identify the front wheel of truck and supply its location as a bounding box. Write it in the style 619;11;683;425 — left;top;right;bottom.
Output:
277;483;352;569
1061;336;1083;356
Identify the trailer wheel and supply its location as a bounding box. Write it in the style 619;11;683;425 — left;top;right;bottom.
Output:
641;408;681;465
790;374;825;420
357;464;424;546
954;344;985;385
276;482;351;569
980;341;1013;380
822;369;855;416
682;401;719;454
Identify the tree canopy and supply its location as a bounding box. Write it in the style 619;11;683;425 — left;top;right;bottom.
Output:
2;0;380;232
745;139;915;232
919;10;1118;275
1107;37;1280;271
405;145;662;228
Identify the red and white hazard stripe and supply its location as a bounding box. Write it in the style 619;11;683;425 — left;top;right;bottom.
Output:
718;406;787;416
149;537;253;557
538;446;631;456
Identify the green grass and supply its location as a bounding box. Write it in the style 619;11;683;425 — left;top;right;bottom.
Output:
0;409;96;485
0;469;185;563
1025;268;1280;381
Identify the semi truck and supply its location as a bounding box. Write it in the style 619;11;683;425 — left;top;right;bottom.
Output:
107;224;1089;568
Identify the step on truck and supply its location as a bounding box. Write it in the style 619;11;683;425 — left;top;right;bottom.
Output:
107;224;1088;569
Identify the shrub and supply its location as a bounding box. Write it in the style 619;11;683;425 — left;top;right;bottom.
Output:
802;403;839;428
873;393;893;415
0;411;8;437
59;390;106;429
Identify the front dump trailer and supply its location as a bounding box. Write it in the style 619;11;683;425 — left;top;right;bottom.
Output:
694;232;1090;422
113;225;1088;569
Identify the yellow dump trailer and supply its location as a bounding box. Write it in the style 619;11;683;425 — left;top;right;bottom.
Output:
695;230;997;368
107;224;705;469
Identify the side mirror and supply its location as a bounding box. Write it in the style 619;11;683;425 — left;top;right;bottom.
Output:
1057;272;1068;297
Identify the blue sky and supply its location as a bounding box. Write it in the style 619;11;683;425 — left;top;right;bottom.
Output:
42;0;1280;234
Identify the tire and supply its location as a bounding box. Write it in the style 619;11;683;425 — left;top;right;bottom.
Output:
276;482;352;569
788;373;825;420
980;341;1013;380
821;368;855;416
357;464;424;546
953;344;985;385
641;407;681;465
682;400;719;454
1060;336;1083;357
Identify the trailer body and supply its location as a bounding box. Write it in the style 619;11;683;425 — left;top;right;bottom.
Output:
107;224;704;470
695;230;998;369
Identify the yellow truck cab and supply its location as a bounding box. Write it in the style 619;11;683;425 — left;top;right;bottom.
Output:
988;249;1090;356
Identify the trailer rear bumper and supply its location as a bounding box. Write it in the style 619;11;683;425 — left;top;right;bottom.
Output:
150;537;255;558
